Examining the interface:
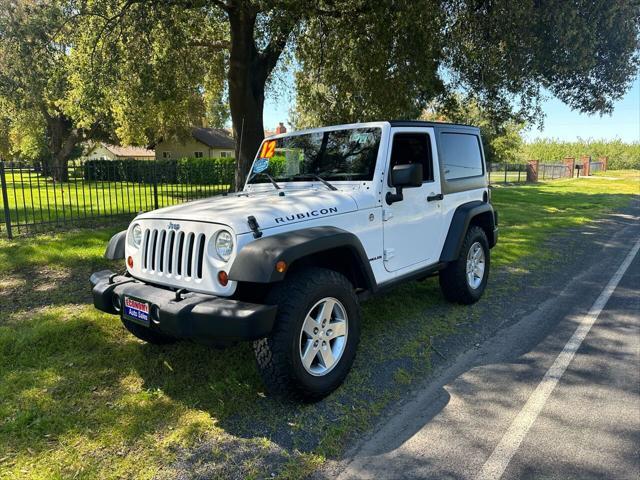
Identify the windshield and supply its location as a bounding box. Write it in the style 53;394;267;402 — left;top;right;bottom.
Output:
247;127;382;185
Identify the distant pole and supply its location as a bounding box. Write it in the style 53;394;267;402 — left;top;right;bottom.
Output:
236;117;245;192
0;161;13;239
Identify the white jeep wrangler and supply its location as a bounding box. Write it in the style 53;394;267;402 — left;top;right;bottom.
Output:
91;121;498;400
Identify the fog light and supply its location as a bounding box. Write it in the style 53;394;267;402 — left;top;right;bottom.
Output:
218;270;229;286
112;294;122;312
127;256;134;268
275;260;287;273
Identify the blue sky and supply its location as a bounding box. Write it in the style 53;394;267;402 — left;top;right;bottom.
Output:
264;75;640;143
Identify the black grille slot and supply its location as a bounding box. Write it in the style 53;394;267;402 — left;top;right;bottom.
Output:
158;230;166;273
196;234;205;279
142;229;150;269
176;232;185;276
186;233;195;278
167;230;175;273
150;229;158;271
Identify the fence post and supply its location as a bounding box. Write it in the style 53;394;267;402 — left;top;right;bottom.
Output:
581;155;591;176
563;157;575;178
0;162;13;239
526;159;539;183
152;160;159;210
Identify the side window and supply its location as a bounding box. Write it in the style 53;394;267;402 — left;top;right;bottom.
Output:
440;133;483;180
389;133;434;182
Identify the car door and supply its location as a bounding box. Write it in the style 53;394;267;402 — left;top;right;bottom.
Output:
382;127;444;272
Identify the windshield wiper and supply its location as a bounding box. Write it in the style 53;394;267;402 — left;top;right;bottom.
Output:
290;173;337;191
250;171;281;190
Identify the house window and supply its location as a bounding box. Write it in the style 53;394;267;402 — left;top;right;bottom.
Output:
220;151;230;158
194;151;203;158
162;151;171;159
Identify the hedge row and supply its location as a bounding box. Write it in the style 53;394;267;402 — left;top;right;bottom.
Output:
83;157;235;185
520;139;640;170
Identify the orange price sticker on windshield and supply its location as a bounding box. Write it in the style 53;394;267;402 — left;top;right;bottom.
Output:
260;140;276;159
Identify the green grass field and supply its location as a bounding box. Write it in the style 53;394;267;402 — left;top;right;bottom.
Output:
0;171;228;234
0;170;638;479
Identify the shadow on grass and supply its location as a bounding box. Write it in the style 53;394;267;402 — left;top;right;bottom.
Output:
0;184;637;478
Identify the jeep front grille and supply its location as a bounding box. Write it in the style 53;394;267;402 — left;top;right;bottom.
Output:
141;227;206;280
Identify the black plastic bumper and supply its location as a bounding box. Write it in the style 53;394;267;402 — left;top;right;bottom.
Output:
90;270;277;341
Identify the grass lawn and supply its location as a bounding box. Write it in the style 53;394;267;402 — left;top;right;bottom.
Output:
0;170;638;479
0;171;228;235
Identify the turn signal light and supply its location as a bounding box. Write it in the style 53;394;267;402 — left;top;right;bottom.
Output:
127;256;134;268
218;270;229;286
275;260;287;273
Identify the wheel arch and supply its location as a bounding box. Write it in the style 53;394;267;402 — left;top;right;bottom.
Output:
228;226;377;292
105;230;127;260
439;201;497;263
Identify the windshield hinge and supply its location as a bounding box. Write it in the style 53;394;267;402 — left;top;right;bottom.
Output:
383;249;395;262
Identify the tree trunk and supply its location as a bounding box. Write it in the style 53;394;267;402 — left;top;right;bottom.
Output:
45;114;79;182
228;5;267;191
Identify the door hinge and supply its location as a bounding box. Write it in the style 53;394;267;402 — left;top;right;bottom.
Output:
383;209;393;221
383;248;395;261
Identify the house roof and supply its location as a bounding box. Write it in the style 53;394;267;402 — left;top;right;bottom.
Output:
192;127;235;149
102;144;155;157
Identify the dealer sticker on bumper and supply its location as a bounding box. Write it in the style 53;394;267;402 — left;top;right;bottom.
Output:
123;296;150;327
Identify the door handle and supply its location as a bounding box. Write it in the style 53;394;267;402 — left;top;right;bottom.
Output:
427;193;444;202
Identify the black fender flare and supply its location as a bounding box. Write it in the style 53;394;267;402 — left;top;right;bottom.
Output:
104;230;127;260
228;226;376;289
439;201;497;263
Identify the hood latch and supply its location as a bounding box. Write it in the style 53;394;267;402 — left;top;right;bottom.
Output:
247;216;263;239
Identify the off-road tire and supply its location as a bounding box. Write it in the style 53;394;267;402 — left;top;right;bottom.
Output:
439;226;490;305
253;268;361;402
121;318;177;345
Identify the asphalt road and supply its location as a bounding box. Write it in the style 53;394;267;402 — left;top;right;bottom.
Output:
320;207;640;480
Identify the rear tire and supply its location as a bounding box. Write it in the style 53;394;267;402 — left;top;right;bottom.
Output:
253;267;361;402
439;226;490;305
121;318;177;345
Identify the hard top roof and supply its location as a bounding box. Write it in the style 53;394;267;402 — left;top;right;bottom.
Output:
388;120;479;130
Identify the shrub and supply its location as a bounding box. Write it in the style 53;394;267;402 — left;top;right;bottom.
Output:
176;157;235;186
83;159;178;182
83;158;236;187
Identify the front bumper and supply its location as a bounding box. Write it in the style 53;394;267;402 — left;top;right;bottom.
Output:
90;270;277;341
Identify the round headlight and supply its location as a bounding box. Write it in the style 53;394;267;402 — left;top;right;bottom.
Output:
131;224;143;248
215;230;234;261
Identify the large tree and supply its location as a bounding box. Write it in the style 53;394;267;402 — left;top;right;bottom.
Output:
0;1;101;178
72;0;639;187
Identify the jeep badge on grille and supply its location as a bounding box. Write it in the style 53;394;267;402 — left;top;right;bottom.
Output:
168;222;181;231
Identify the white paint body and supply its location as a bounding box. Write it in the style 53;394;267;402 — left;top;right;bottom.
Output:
124;122;487;296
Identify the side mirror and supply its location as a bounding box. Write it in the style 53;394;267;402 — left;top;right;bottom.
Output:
386;163;423;205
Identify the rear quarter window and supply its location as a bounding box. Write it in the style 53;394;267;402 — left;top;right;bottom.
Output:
439;133;484;180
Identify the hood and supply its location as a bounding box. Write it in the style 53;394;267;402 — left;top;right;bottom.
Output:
136;189;359;234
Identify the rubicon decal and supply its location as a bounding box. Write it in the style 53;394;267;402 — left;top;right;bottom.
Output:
275;207;338;224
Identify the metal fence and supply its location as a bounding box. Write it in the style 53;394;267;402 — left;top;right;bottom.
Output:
538;163;572;180
0;159;234;238
487;163;528;185
589;161;604;174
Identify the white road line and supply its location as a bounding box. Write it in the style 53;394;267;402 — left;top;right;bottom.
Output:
477;237;640;480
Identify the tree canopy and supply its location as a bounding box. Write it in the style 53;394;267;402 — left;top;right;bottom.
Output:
0;0;638;186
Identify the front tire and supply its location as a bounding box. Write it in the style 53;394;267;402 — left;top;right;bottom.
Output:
253;268;361;401
439;226;490;304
